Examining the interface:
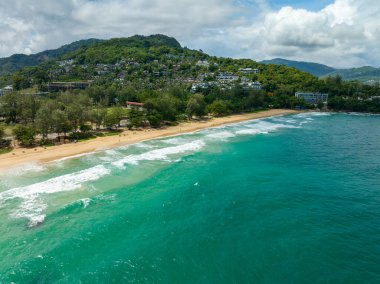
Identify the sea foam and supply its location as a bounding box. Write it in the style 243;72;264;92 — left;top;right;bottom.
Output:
112;140;205;168
0;163;46;177
207;131;236;140
0;165;110;227
236;121;298;136
295;112;332;118
53;152;97;163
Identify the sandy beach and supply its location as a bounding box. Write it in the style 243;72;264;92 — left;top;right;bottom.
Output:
0;109;300;170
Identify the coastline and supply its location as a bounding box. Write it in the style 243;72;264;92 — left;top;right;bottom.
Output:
0;109;300;170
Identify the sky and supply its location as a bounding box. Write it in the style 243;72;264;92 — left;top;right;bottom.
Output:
0;0;378;68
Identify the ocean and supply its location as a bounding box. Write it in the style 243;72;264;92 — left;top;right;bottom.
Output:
0;112;379;283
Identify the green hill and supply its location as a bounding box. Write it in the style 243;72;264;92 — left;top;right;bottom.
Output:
0;39;102;75
5;34;321;97
1;34;379;130
261;58;380;83
65;34;183;64
261;58;336;77
326;66;380;82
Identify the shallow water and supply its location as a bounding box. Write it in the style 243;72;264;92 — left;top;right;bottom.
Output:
0;112;379;283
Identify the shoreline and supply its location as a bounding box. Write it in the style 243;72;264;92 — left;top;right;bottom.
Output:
0;109;300;170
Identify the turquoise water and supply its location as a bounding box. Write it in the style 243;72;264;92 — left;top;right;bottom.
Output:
0;112;380;283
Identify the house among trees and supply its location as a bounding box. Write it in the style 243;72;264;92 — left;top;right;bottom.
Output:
58;59;74;67
241;81;262;90
191;83;209;93
295;92;329;104
239;68;260;75
47;81;92;92
0;85;13;96
196;60;210;67
127;101;145;110
216;72;240;83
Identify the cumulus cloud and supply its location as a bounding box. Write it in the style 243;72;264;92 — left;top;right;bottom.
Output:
251;0;380;67
0;0;379;68
0;0;239;57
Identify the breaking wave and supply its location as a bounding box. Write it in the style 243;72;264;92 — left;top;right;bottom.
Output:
0;165;110;227
236;121;299;135
53;152;97;163
112;140;205;168
0;163;46;177
0;113;322;227
207;131;236;139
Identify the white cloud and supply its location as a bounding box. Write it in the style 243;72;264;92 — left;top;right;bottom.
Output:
248;0;380;67
0;0;379;68
0;0;239;57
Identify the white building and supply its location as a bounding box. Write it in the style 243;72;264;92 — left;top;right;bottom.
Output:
239;68;260;75
295;92;329;104
0;85;13;96
191;83;209;92
241;81;262;90
216;72;239;82
58;59;74;67
196;60;210;67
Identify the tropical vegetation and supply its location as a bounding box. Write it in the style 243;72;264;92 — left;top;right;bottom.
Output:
0;34;379;151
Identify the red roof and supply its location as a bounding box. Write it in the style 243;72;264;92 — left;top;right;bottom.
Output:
127;101;144;107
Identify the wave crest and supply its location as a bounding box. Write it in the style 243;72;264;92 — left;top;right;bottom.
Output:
0;165;110;227
113;140;205;168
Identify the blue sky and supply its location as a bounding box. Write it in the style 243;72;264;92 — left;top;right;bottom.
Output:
0;0;378;68
268;0;334;11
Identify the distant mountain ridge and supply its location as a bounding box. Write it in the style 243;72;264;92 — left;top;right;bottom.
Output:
327;66;380;82
261;58;380;82
0;39;102;75
261;58;335;77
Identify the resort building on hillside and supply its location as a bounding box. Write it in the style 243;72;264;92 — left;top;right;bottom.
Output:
216;72;239;83
239;68;260;75
241;81;262;90
58;59;74;67
295;92;329;104
0;85;13;96
191;83;209;93
47;81;92;92
196;60;210;67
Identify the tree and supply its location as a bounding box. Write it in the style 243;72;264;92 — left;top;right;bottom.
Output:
207;100;231;117
66;102;90;132
35;101;55;139
18;93;40;124
52;109;72;139
145;95;179;122
146;110;162;128
13;125;37;147
0;126;11;149
12;75;31;90
0;126;5;139
186;94;206;119
0;92;19;123
104;111;119;129
90;108;107;130
127;109;144;129
112;107;126;127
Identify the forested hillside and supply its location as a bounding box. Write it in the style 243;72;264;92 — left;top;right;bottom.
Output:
0;39;102;76
0;34;379;150
261;58;336;77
